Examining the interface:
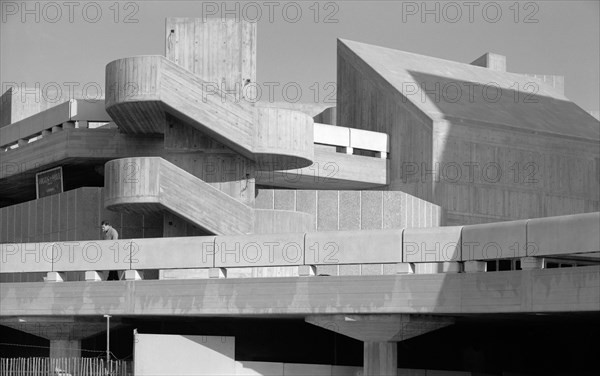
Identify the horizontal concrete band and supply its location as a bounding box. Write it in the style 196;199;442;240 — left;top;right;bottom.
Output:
1;212;598;273
1;266;598;316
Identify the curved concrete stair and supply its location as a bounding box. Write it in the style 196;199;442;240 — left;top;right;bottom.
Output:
105;56;314;170
104;157;254;235
104;157;315;235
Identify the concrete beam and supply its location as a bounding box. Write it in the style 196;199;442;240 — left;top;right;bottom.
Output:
305;314;453;342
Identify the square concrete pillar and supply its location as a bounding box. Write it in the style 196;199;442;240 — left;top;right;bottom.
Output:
521;257;545;270
124;270;144;280
395;263;415;274
85;271;107;281
415;262;461;274
209;267;227;279
364;341;397;376
46;272;65;282
442;262;462;273
298;265;316;277
463;261;487;273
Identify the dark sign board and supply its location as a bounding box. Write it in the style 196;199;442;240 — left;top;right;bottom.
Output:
36;167;63;198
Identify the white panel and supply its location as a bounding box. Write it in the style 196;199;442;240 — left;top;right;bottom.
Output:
314;123;350;147
350;128;389;152
134;333;235;376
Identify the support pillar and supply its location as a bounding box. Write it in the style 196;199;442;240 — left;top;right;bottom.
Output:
364;341;397;376
0;317;115;358
306;314;454;376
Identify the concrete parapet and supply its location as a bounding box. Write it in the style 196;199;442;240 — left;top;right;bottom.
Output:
462;220;527;260
403;226;462;263
215;233;305;268
305;229;403;265
527;212;600;257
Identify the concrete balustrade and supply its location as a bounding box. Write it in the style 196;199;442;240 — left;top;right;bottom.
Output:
305;229;403;265
214;233;305;268
403;226;462;263
1;213;598;280
313;123;389;158
349;128;389;158
0;100;111;150
527;212;600;257
133;236;215;269
313;123;350;149
461;220;527;261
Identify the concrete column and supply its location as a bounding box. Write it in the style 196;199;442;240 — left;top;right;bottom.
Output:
414;262;461;274
50;339;81;358
521;257;545;270
395;262;414;274
464;261;487;273
364;341;397;376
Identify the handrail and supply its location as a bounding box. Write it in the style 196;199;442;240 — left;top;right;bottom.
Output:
1;212;597;275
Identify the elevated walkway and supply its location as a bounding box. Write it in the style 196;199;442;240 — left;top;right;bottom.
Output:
1;212;597;316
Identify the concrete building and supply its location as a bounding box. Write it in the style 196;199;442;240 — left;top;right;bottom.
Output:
1;18;599;375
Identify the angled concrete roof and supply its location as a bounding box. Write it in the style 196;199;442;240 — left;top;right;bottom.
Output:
339;39;600;140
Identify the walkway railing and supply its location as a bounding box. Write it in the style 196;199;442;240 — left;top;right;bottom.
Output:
1;212;597;281
0;357;130;376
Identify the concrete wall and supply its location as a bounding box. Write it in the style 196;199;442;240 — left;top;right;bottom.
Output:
0;187;162;243
337;40;599;226
434;119;599;225
337;41;434;202
134;333;235;376
255;189;442;230
0;87;53;128
166;18;256;97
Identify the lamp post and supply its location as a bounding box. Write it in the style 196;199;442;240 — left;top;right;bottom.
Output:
103;315;111;368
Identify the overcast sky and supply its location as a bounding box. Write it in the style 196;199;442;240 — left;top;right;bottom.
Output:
1;1;599;111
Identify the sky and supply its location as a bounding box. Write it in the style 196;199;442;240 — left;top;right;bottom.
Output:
1;0;599;111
